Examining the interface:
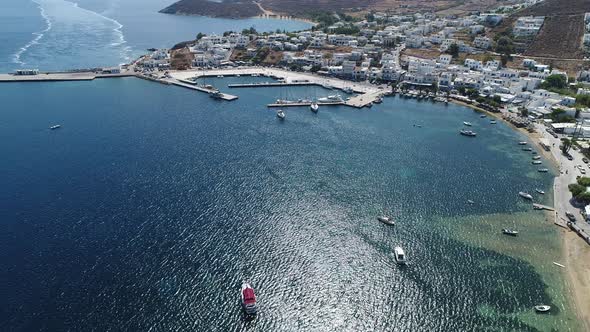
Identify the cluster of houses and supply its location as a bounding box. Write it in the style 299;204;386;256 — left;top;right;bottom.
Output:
584;13;590;49
513;16;545;38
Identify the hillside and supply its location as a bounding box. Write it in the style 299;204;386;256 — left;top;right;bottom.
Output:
495;0;590;59
160;0;262;18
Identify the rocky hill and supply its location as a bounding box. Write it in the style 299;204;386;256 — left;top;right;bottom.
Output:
160;0;262;19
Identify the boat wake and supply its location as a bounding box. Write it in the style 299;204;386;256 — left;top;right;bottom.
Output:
13;0;131;68
12;0;53;66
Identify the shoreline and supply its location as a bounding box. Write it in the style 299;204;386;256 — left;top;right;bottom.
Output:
451;97;590;329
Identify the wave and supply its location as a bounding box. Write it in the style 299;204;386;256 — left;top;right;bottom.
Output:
12;0;52;66
14;0;132;67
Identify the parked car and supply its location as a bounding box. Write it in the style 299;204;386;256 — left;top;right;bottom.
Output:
581;169;587;175
566;212;577;223
583;157;589;164
567;155;574;161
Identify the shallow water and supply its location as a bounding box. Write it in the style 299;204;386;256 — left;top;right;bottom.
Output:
0;77;575;331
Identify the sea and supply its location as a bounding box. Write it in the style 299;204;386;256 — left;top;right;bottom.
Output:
0;1;581;331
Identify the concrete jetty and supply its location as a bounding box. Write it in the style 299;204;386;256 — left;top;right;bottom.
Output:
267;101;344;107
169;78;238;101
228;82;316;88
0;71;134;82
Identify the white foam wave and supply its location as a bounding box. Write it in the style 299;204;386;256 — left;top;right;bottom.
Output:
14;0;131;67
12;0;52;66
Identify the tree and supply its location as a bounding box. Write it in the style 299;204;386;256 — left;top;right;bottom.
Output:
578;177;590;187
569;183;586;197
562;137;573;154
196;33;205;40
576;191;590;203
520;107;529;117
447;43;459;58
540;74;567;90
310;64;322;72
495;36;514;56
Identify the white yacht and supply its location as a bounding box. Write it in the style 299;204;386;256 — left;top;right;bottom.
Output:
343;87;354;94
535;189;545;195
538;168;549;173
393;247;406;265
460;129;477;137
463;122;472;126
318;95;343;103
533;156;541;160
377;216;395;225
519;191;533;200
532;160;542;165
490;120;497;124
49;125;61;130
534;305;551;313
518;141;527;145
310;102;319;112
276;110;285;119
502;229;519;236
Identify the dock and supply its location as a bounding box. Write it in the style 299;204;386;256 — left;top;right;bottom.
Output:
0;71;134;82
170;79;238;101
533;203;555;211
228;82;316;88
267;102;344;107
345;91;384;108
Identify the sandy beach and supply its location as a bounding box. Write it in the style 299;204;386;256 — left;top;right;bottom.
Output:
451;98;590;330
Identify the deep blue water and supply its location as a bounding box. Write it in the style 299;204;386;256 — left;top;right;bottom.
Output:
0;0;311;72
0;77;565;330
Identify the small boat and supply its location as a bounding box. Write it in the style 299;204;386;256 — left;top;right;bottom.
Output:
490;120;497;124
217;75;224;78
377;216;395;225
519;191;533;200
310;102;319;113
553;262;565;268
533;156;541;160
532;160;542;165
209;91;224;99
480;114;487;118
523;147;533;151
502;229;519;236
534;305;551;313
467;200;475;204
413;124;422;128
538;168;549;173
393;246;406;265
241;283;258;315
518;141;527;145
463;122;472;126
276;110;285;119
533;203;544;210
318;95;343;103
343;87;353;94
322;83;335;90
374;97;383;104
535;189;545;195
460;129;477;137
49;125;61;130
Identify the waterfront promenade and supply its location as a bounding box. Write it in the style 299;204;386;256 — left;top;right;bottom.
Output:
0;70;135;82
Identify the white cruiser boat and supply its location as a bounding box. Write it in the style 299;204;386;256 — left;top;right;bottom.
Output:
534;305;551;313
532;160;542;165
49;125;61;130
535;189;545;195
374;97;383;104
393;247;406;265
460;129;477;137
377;216;395;225
538;168;549;173
277;110;285;119
310;102;319;113
519;191;533;200
490;120;497;124
209;90;223;99
533;156;541;160
523;147;533;151
241;283;258;315
518;141;527;145
318;95;343;103
502;229;519;236
343;87;354;94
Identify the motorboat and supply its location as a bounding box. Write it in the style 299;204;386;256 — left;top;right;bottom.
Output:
467;200;475;204
519;191;533;200
533;156;541;160
377;216;395;225
502;229;519;236
490;120;497;124
534;305;551;313
276;110;286;119
518;141;527;145
217;75;224;78
460;129;477;137
480;114;487;118
318;95;343;103
393;247;406;265
523;147;533;151
241;283;258;315
532;161;542;165
413;124;422;128
535;189;545;195
310;102;319;113
209;90;224;99
538;168;549;173
374;97;383;104
343;87;354;94
49;125;61;130
463;122;472;126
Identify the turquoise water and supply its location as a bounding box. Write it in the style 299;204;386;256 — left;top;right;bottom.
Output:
0;0;311;72
0;77;573;330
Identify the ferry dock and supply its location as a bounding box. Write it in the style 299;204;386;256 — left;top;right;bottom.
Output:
0;70;135;82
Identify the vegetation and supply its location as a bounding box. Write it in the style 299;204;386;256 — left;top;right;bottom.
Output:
569;183;586;196
540;74;568;90
578;177;590;187
447;44;460;58
550;108;575;123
